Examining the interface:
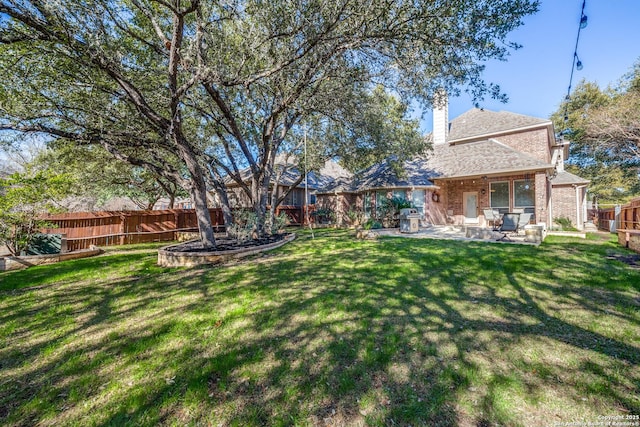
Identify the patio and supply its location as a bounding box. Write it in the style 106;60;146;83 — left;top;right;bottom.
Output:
371;224;543;245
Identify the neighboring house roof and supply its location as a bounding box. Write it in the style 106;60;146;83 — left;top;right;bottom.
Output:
550;171;591;186
445;108;551;142
276;166;322;189
350;157;437;192
429;139;553;178
224;164;322;189
319;176;356;193
225;160;352;191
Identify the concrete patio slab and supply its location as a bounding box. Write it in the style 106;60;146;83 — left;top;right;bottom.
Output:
371;225;541;245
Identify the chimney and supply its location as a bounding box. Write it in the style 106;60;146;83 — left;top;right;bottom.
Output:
433;89;449;145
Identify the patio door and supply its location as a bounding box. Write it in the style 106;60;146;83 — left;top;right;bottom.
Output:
463;192;478;223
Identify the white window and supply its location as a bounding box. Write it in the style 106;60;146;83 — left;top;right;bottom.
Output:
514;179;535;221
412;190;425;215
364;193;372;218
392;189;406;200
490;181;510;215
376;191;387;218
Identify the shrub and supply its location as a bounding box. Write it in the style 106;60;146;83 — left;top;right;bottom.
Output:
0;171;71;255
377;196;413;227
265;212;289;235
228;210;259;242
313;208;336;224
345;208;365;226
553;217;578;231
363;218;383;230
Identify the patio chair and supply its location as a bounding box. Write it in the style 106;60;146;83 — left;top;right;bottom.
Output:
517;213;532;232
496;213;520;241
483;208;501;230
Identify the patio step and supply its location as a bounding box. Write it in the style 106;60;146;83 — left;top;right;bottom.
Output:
584;222;598;232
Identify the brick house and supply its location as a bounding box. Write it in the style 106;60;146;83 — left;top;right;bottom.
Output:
316;99;590;230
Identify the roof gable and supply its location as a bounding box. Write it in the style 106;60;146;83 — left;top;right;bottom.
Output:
447;108;551;142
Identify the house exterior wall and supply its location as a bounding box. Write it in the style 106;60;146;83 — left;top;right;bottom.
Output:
534;172;549;227
424;184;447;225
551;186;578;228
443;178;488;225
226;187;252;208
492;128;551;163
440;173;547;226
551;185;587;230
315;193;357;226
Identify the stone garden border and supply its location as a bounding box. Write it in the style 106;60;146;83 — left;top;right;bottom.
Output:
158;233;296;267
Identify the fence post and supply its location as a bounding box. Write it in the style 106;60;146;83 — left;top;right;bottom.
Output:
119;214;126;246
174;210;180;240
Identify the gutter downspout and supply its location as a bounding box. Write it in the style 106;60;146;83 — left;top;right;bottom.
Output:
574;184;588;230
547;173;554;228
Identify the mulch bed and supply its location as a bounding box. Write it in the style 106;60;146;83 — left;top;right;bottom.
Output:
165;233;288;253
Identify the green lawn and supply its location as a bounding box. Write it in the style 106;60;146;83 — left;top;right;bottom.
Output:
1;230;639;426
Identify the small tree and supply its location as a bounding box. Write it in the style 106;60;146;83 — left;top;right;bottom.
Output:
0;171;71;255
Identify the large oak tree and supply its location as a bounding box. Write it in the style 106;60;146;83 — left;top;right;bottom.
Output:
1;0;539;247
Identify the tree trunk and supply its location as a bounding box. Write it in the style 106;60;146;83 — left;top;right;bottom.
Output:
205;168;235;235
213;184;234;236
177;142;216;248
189;173;216;248
252;171;271;236
268;183;279;234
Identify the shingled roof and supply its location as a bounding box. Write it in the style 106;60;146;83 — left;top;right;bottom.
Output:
550;171;590;186
225;160;353;191
316;139;553;193
429;139;552;178
446;108;551;142
352;157;437;191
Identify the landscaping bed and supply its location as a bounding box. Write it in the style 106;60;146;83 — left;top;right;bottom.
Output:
158;233;295;267
165;234;288;253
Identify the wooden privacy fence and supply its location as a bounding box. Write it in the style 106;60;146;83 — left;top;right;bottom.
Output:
41;206;307;251
596;207;618;232
41;209;224;251
618;198;640;230
595;197;640;254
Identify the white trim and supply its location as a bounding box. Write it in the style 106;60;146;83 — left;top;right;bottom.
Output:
574;184;588;231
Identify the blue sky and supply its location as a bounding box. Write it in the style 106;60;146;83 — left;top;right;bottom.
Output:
419;0;640;133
